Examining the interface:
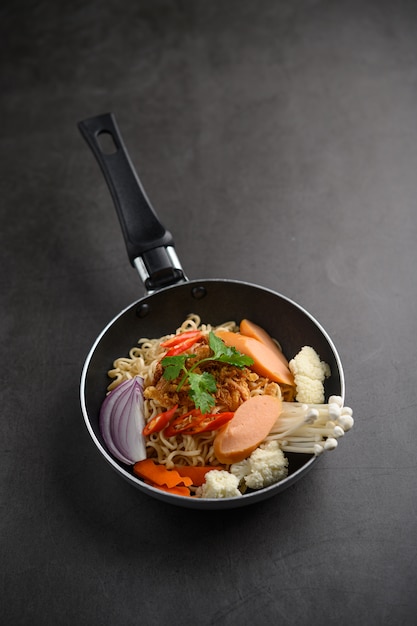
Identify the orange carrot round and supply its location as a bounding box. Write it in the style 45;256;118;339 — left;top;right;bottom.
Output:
213;395;282;464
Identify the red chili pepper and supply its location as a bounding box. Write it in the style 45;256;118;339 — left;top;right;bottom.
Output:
160;330;203;349
164;334;203;357
192;411;234;434
142;404;179;436
164;409;234;437
164;408;202;437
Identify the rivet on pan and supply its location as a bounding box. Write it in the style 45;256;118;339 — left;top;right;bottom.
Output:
191;285;207;300
136;303;151;318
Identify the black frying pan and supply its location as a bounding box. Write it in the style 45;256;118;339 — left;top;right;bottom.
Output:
78;113;345;510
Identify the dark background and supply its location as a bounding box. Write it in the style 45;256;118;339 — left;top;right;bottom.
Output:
2;1;417;624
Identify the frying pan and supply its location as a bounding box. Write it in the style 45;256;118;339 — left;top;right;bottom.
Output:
78;113;345;510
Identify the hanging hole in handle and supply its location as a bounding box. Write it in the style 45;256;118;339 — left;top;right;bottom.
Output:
97;130;118;155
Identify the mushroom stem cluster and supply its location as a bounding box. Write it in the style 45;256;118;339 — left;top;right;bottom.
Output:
266;395;354;455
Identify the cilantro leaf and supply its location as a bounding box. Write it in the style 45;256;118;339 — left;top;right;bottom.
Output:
208;331;254;367
161;354;192;381
188;372;217;412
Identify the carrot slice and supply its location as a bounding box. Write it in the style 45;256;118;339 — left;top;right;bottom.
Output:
215;330;295;387
133;458;193;488
239;319;290;369
173;465;223;486
147;483;191;496
214;395;282;464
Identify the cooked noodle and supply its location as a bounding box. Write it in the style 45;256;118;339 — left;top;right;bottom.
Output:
107;314;282;468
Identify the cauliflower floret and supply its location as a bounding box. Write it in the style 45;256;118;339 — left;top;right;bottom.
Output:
290;375;326;404
230;440;288;491
196;470;242;499
289;346;330;404
228;459;251;484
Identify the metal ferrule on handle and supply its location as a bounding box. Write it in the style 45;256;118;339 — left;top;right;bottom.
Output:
133;246;185;293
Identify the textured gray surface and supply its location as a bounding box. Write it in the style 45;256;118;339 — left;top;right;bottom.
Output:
2;1;417;624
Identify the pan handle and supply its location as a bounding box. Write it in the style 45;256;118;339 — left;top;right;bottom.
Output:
78;113;187;292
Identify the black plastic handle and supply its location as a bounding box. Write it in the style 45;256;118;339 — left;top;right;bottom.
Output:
78;113;185;290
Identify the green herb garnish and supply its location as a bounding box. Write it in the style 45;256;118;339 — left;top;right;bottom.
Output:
161;331;254;412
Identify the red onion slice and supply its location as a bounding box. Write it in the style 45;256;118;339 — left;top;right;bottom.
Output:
110;388;134;460
99;376;146;464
